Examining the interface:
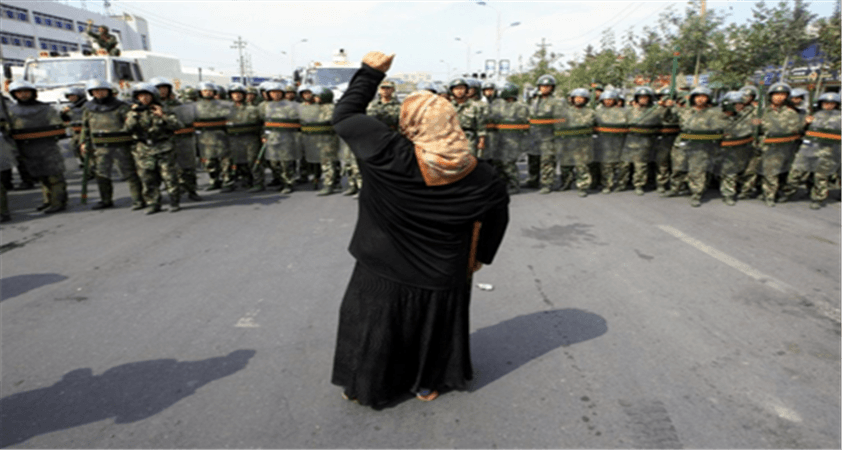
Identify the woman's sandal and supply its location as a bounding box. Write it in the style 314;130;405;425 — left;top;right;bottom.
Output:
416;389;439;402
341;392;358;403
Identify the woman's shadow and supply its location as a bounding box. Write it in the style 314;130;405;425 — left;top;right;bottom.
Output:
0;350;256;448
469;308;607;390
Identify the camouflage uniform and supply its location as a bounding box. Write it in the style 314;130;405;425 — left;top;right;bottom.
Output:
452;98;487;156
124;103;183;212
594;103;627;193
8;97;68;212
619;104;663;192
60;94;87;165
781;108;841;207
0;107;16;220
260;99;301;193
655;105;680;192
487;97;529;192
366;97;401;130
169;103;201;200
81;97;144;208
227;102;262;189
736;103;761;198
718;109;757;202
672;106;726;205
555;102;595;194
529;95;565;192
87;28;120;56
302;102;339;195
758;105;804;204
194;97;234;190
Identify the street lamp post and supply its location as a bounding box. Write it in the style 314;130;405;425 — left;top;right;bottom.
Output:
476;1;519;82
291;38;307;75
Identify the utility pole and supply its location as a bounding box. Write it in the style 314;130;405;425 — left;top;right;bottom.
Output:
231;36;247;84
537;37;552;57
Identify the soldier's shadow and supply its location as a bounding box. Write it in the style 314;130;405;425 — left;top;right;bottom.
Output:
468;308;607;390
0;349;256;447
0;273;68;302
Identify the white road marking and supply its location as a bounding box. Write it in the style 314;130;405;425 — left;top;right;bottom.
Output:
660;225;841;323
657;225;794;294
235;309;260;328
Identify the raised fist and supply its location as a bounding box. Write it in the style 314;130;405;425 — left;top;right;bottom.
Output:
361;51;395;73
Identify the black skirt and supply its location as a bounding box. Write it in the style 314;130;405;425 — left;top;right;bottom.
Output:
331;262;473;407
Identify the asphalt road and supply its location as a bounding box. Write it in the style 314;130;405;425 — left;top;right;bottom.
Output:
1;159;839;449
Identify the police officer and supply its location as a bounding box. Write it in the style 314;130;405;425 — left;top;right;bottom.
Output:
556;88;595;196
124;83;183;214
755;82;805;207
227;83;263;190
367;80;401;130
449;77;487;157
781;92;841;209
85;22;120;56
194;81;234;192
150;77;180;108
718;91;757;205
312;87;340;196
60;86;88;167
529;74;565;193
619;86;664;195
260;82;301;194
80;79;144;210
593;89;627;193
7;81;68;213
493;83;530;194
655;87;680;194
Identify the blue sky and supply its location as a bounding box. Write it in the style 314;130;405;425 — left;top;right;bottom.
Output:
66;1;839;81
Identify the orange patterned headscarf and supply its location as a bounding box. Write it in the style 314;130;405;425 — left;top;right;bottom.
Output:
399;91;477;186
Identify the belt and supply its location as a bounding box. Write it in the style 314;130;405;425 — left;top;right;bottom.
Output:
763;134;801;144
721;136;754;147
227;124;262;135
265;121;301;131
680;131;723;141
628;126;660;135
805;129;841;142
90;131;134;145
486;123;498;130
193;119;228;130
529;118;563;127
660;127;680;134
555;126;593;137
594;126;628;134
11;125;67;141
300;125;335;134
497;123;529;132
173;127;196;135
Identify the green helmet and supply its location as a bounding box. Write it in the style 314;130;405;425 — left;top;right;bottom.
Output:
767;82;791;99
569;88;590;104
740;85;759;100
536;74;556;87
180;86;198;101
720;91;746;113
449;77;468;90
688;86;713;105
380;80;395;89
500;82;519;100
317;87;334;104
284;84;297;93
790;88;808;100
599;89;619;101
227;83;247;95
197;81;217;93
85;78;113;96
246;86;258;95
131;82;160;103
633;86;656;102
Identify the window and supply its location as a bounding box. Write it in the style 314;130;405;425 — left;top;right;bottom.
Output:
34;16;41;24
0;37;7;45
18;12;26;20
12;38;20;46
25;40;33;48
40;42;48;50
65;23;72;30
141;35;148;50
55;20;62;28
44;18;51;26
78;24;85;32
1;4;28;21
5;10;12;18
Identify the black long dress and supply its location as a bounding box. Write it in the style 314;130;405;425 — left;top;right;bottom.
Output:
330;65;510;407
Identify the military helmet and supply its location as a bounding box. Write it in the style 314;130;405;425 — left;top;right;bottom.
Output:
790;87;808;99
380;80;395;89
599;89;619;101
500;83;519;100
9;80;37;99
298;84;314;95
246;86;258;95
466;78;481;90
591;83;604;91
688;86;713;104
767;82;791;98
415;81;432;92
482;81;496;91
633;86;656;102
449;77;468;90
99;25;109;32
180;86;198;101
720;91;746;113
215;85;227;99
536;74;556;87
197;81;217;93
263;82;284;93
258;81;271;93
569;88;590;103
317;86;334;104
656;86;672;98
284;84;297;93
817;92;841;109
227;83;247;94
64;86;86;99
86;78;113;95
740;85;760;100
149;77;173;89
131;82;159;101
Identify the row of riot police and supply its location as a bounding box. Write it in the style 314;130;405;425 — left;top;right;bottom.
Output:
439;74;840;210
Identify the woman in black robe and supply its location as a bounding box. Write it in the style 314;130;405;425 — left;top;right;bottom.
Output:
330;51;509;407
